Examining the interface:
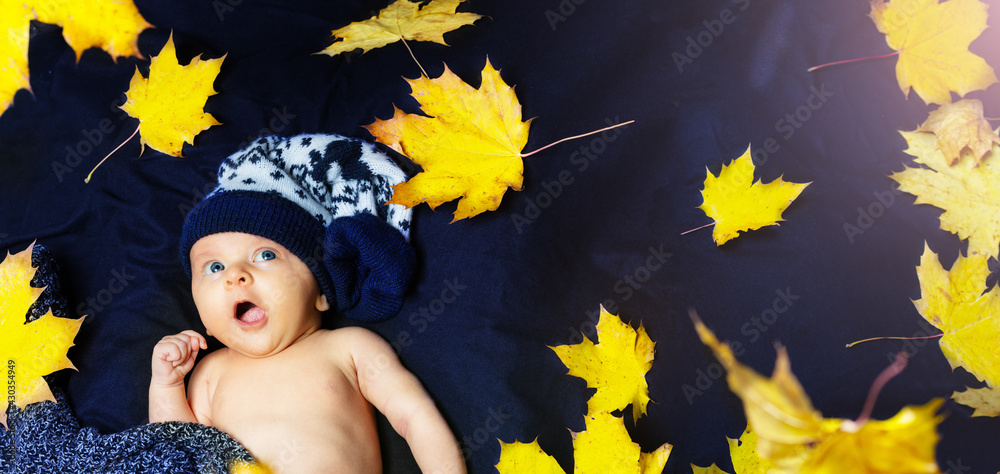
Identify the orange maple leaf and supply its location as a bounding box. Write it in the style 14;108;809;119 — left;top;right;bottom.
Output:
365;59;530;222
365;59;632;221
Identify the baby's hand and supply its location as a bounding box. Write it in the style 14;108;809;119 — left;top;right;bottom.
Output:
151;330;207;388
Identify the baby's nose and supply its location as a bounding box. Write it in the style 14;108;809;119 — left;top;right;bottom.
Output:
225;268;252;287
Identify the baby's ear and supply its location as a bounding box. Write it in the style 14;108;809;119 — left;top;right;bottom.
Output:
316;293;331;312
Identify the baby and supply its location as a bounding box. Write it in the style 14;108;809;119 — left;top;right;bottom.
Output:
149;134;464;473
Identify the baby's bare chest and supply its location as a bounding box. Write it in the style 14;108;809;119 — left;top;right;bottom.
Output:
207;359;380;472
208;355;365;425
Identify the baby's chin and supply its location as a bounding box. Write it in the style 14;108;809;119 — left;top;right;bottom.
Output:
223;323;323;359
221;334;298;359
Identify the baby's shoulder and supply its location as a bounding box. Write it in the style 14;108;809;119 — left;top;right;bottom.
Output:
192;347;229;376
187;348;229;396
319;325;378;340
308;326;390;356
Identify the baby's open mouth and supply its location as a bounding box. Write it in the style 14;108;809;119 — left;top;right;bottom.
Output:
234;301;266;325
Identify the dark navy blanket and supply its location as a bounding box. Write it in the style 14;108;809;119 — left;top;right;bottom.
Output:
2;1;1000;472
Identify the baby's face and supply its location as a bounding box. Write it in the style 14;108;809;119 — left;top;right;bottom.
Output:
189;232;330;358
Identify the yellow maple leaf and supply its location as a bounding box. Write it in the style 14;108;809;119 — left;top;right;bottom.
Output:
912;243;1000;388
573;411;671;474
869;0;998;105
695;145;810;246
0;242;85;429
549;306;655;421
496;413;671;474
693;316;825;464
119;34;223;157
229;459;273;474
798;401;943;473
0;0;33;114
497;306;667;474
495;439;564;474
318;0;481;57
1;0;151;116
31;0;152;61
693;315;943;473
365;59;530;221
891;129;1000;258
690;463;728;474
917;99;1000;165
951;385;1000;417
728;427;776;474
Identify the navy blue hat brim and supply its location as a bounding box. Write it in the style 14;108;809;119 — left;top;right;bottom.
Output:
179;190;333;302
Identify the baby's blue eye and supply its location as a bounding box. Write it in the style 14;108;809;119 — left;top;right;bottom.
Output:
204;262;225;275
254;249;277;262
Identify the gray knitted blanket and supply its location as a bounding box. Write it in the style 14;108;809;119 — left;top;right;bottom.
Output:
0;392;253;474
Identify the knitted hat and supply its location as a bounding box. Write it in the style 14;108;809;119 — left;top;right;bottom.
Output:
179;134;416;322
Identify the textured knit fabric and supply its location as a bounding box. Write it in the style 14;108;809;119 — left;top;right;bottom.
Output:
1;393;254;474
0;244;255;474
179;134;416;322
326;213;417;322
214;135;410;232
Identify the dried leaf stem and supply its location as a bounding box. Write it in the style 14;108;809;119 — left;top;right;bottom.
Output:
853;352;908;427
807;51;899;73
520;120;635;158
680;222;716;235
85;123;140;183
845;333;942;348
400;37;428;78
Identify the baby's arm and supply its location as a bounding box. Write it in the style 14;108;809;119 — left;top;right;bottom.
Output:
149;330;206;423
347;328;466;474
